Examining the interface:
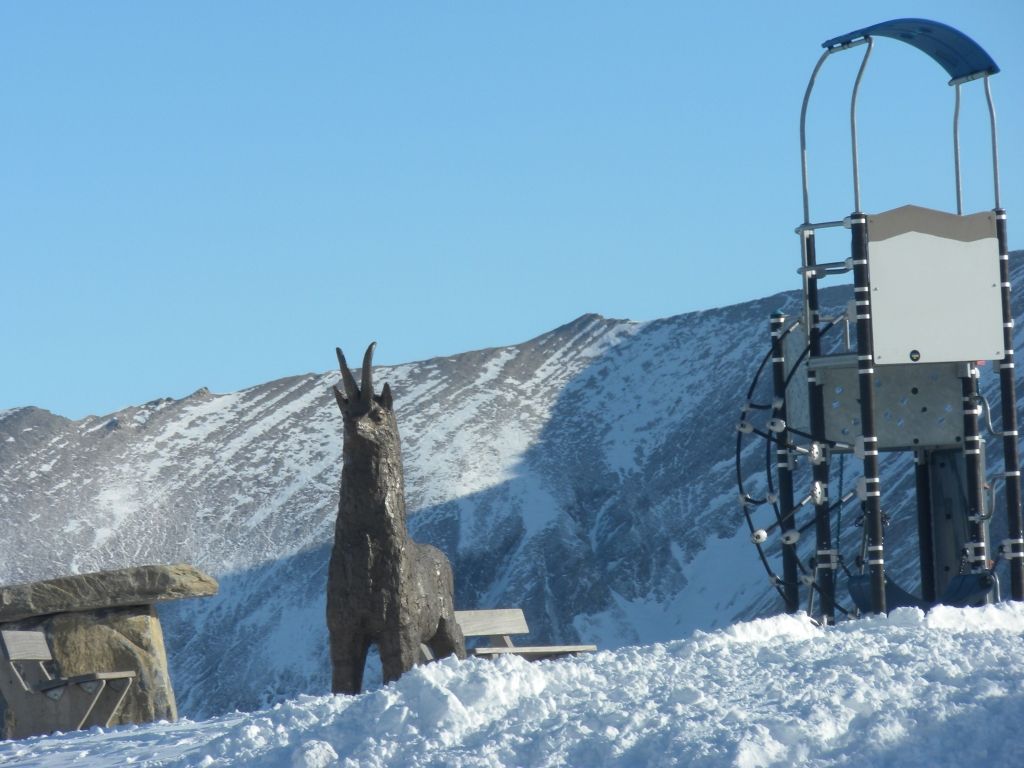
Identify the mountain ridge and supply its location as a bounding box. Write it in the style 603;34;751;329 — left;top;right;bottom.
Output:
2;254;1022;716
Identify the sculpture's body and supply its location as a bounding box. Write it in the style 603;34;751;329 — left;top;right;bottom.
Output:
326;343;465;694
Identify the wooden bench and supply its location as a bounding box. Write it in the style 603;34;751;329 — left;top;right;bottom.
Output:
453;609;596;661
0;630;136;739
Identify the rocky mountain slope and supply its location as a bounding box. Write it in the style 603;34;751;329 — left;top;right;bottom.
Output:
2;252;1021;716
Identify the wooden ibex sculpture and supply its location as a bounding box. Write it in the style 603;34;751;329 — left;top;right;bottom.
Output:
326;343;465;694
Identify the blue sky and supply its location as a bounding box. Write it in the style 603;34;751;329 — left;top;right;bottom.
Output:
2;2;1022;419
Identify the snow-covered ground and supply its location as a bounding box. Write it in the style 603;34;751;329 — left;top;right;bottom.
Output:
3;603;1023;767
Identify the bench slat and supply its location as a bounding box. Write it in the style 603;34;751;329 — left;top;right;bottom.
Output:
2;630;53;661
454;609;529;637
36;671;136;692
473;644;597;660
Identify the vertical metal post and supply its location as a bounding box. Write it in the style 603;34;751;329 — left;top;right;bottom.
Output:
953;84;963;215
984;77;1001;210
961;367;989;574
849;39;874;215
995;209;1024;598
850;214;886;613
984;73;1021;596
915;450;936;603
800;49;832;226
803;231;835;623
770;313;800;613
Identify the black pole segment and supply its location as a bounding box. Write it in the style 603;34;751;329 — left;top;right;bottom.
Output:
770;313;800;613
961;367;989;577
850;213;886;614
995;209;1024;599
803;231;836;624
915;450;936;604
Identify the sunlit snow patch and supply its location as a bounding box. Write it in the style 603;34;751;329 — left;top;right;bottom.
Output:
3;603;1024;767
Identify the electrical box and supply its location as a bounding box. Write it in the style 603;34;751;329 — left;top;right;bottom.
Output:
868;205;1003;366
782;325;965;450
812;357;965;450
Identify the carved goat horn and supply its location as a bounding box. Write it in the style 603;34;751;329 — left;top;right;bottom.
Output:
336;347;360;401
360;342;376;401
332;384;348;411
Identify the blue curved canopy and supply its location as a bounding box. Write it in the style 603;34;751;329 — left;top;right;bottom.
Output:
822;18;999;85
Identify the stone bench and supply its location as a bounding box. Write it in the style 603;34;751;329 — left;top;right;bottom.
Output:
0;563;217;739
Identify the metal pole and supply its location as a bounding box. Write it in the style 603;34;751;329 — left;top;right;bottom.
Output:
995;209;1024;597
961;367;989;577
771;313;800;612
804;231;836;623
984;77;1001;210
849;39;874;215
850;213;886;613
915;450;936;603
953;84;963;216
800;50;832;225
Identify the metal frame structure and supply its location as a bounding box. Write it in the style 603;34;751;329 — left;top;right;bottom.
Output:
737;19;1021;623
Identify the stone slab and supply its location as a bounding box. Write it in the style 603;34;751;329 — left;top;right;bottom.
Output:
0;564;218;623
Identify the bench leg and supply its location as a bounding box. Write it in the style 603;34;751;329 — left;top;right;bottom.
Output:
20;682;104;736
80;678;134;729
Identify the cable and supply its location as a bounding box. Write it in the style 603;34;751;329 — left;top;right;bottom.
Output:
735;316;849;610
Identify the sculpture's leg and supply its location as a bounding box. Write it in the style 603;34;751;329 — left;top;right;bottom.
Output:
379;628;422;684
427;615;466;661
330;631;370;695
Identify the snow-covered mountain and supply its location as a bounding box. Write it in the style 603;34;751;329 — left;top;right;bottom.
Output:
2;253;1022;717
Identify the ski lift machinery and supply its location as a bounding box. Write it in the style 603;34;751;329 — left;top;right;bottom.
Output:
737;19;1022;624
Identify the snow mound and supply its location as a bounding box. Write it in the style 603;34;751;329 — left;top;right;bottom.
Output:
3;603;1024;767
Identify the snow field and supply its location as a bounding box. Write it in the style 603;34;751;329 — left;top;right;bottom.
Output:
3;602;1024;767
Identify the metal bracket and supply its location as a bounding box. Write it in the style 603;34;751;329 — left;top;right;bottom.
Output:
811;480;828;506
964;541;989;564
1001;538;1024;560
816;549;840;569
809;442;829;466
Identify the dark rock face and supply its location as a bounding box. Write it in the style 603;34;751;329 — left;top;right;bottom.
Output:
326;344;465;694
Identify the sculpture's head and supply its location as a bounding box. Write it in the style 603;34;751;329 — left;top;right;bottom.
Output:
333;343;398;449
